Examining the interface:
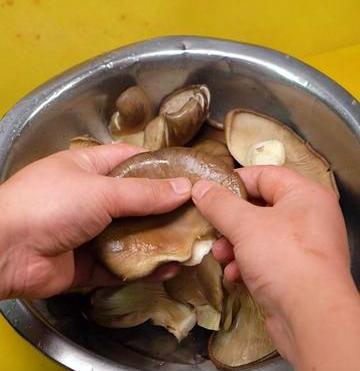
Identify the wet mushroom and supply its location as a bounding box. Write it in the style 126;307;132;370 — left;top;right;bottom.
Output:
93;147;246;280
89;282;196;341
108;86;152;145
143;85;210;150
209;283;276;369
225;109;338;193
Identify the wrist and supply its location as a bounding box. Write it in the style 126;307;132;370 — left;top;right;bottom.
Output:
268;269;360;369
0;188;21;300
0;212;12;300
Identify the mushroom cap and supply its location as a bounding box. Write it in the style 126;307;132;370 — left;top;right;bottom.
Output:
109;86;152;138
111;147;245;196
143;85;210;150
225;109;338;193
94;147;246;280
160;84;210;117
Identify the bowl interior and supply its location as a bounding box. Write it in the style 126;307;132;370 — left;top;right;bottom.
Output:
0;38;359;371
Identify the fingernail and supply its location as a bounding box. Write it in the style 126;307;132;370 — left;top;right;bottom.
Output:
170;177;192;195
192;180;213;201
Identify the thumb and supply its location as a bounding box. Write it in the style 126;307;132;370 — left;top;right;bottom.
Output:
100;176;192;217
192;180;255;242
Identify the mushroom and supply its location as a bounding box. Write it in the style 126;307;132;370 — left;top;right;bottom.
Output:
93;147;246;280
89;281;196;341
209;283;276;369
192;138;234;168
108;86;152;141
143;85;210;150
225;109;338;193
196;253;224;312
69;135;103;149
165;253;223;331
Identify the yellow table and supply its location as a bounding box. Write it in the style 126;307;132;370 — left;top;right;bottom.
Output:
0;1;360;370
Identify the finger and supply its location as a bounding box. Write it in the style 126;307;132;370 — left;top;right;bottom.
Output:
192;180;255;242
102;176;192;217
235;166;308;205
224;260;242;282
212;237;234;264
69;142;147;175
72;247;123;288
147;263;181;282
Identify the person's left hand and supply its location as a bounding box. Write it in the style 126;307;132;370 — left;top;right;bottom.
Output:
0;143;192;299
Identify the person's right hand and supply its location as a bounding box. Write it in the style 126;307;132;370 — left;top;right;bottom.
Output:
192;166;360;371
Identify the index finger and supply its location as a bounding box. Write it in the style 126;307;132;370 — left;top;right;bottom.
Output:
235;166;308;205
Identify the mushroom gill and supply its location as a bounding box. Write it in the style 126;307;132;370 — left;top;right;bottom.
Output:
165;253;223;331
209;283;276;369
89;281;196;341
225;109;338;193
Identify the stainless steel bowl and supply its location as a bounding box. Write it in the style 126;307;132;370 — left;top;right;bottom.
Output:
0;36;359;371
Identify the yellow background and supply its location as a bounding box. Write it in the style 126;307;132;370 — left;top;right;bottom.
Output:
0;0;359;370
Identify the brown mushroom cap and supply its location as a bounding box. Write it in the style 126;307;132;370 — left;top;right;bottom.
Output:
159;84;210;117
225;109;338;193
109;86;152;139
94;147;246;280
143;85;210;150
111;147;245;196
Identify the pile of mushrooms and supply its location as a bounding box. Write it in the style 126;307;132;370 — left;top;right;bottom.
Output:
70;84;337;369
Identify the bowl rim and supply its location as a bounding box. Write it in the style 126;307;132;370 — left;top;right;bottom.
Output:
0;35;359;371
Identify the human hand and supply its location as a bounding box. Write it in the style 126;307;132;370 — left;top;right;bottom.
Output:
192;166;360;370
0;143;191;299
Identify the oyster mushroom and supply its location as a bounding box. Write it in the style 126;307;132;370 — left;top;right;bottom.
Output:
165;253;223;331
69;135;103;149
94;147;246;280
225;109;338;193
196;253;224;312
144;85;210;150
209;283;276;369
89;282;196;341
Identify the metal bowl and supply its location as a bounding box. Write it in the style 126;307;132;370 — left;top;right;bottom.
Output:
0;36;359;371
